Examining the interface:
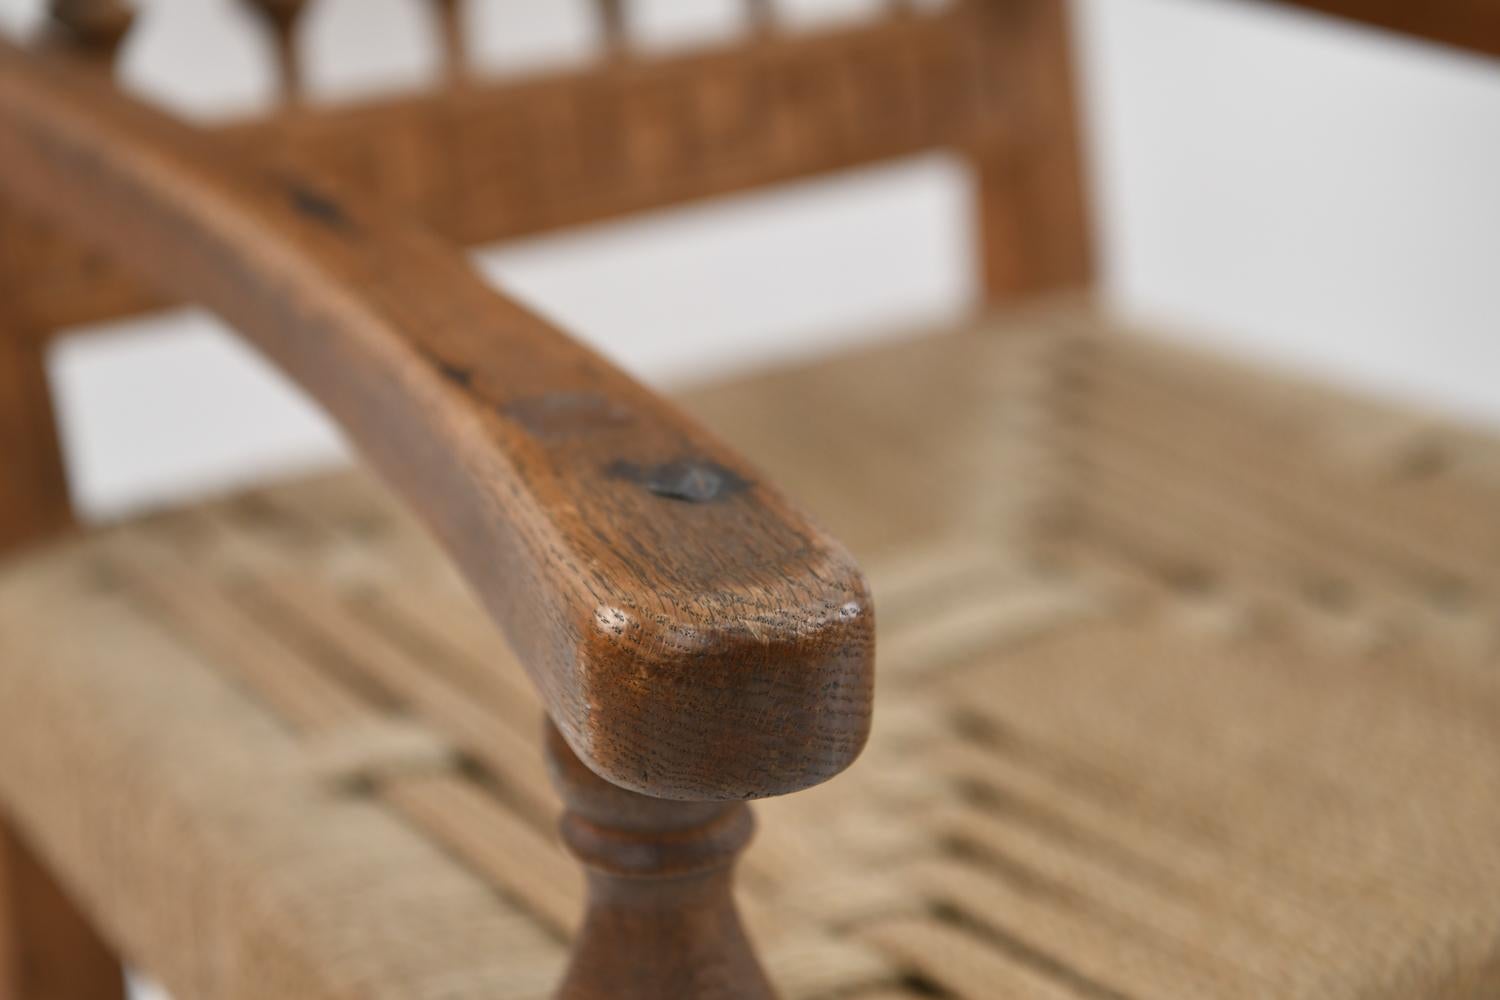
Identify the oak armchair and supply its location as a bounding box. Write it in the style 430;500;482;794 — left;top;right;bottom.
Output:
3;2;1499;999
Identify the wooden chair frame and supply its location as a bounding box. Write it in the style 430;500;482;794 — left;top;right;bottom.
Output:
0;0;1490;996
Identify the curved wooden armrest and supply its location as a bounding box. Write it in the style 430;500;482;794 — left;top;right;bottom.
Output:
0;42;873;801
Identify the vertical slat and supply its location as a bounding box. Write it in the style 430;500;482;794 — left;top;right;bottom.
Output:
968;0;1093;302
243;0;310;99
0;818;126;1000
0;320;73;554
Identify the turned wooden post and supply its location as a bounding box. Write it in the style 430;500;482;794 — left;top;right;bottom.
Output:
0;305;72;555
0;818;126;1000
545;722;776;1000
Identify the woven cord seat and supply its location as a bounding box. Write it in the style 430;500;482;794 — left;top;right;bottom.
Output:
4;307;1499;998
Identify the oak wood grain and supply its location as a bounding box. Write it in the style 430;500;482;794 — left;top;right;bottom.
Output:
0;40;874;801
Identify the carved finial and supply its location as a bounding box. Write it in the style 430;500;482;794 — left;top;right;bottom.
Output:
431;0;466;83
242;0;309;99
48;0;136;60
544;721;775;999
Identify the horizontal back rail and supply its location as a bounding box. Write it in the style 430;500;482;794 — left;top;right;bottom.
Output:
3;1;1086;335
256;12;1009;249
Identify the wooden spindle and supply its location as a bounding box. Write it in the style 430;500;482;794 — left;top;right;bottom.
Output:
544;722;775;1000
432;0;466;82
243;0;309;99
595;0;628;58
47;0;135;60
747;0;776;34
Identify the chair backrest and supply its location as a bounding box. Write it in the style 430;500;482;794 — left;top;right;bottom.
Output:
4;0;1094;335
5;0;1490;554
0;0;1094;553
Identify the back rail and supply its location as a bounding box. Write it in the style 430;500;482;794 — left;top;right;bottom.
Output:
1;1;1090;333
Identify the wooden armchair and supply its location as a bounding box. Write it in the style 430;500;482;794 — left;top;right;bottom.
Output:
2;2;1498;998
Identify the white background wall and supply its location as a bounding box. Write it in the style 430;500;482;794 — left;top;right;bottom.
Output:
5;0;1499;522
1077;0;1500;427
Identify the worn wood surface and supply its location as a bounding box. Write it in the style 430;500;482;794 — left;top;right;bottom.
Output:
0;40;874;802
0;817;125;1000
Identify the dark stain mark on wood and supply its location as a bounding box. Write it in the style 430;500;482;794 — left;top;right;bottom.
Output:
436;360;474;388
416;346;474;388
505;392;633;440
284;179;354;232
607;459;751;503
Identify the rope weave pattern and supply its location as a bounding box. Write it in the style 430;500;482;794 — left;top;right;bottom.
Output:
2;306;1498;998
